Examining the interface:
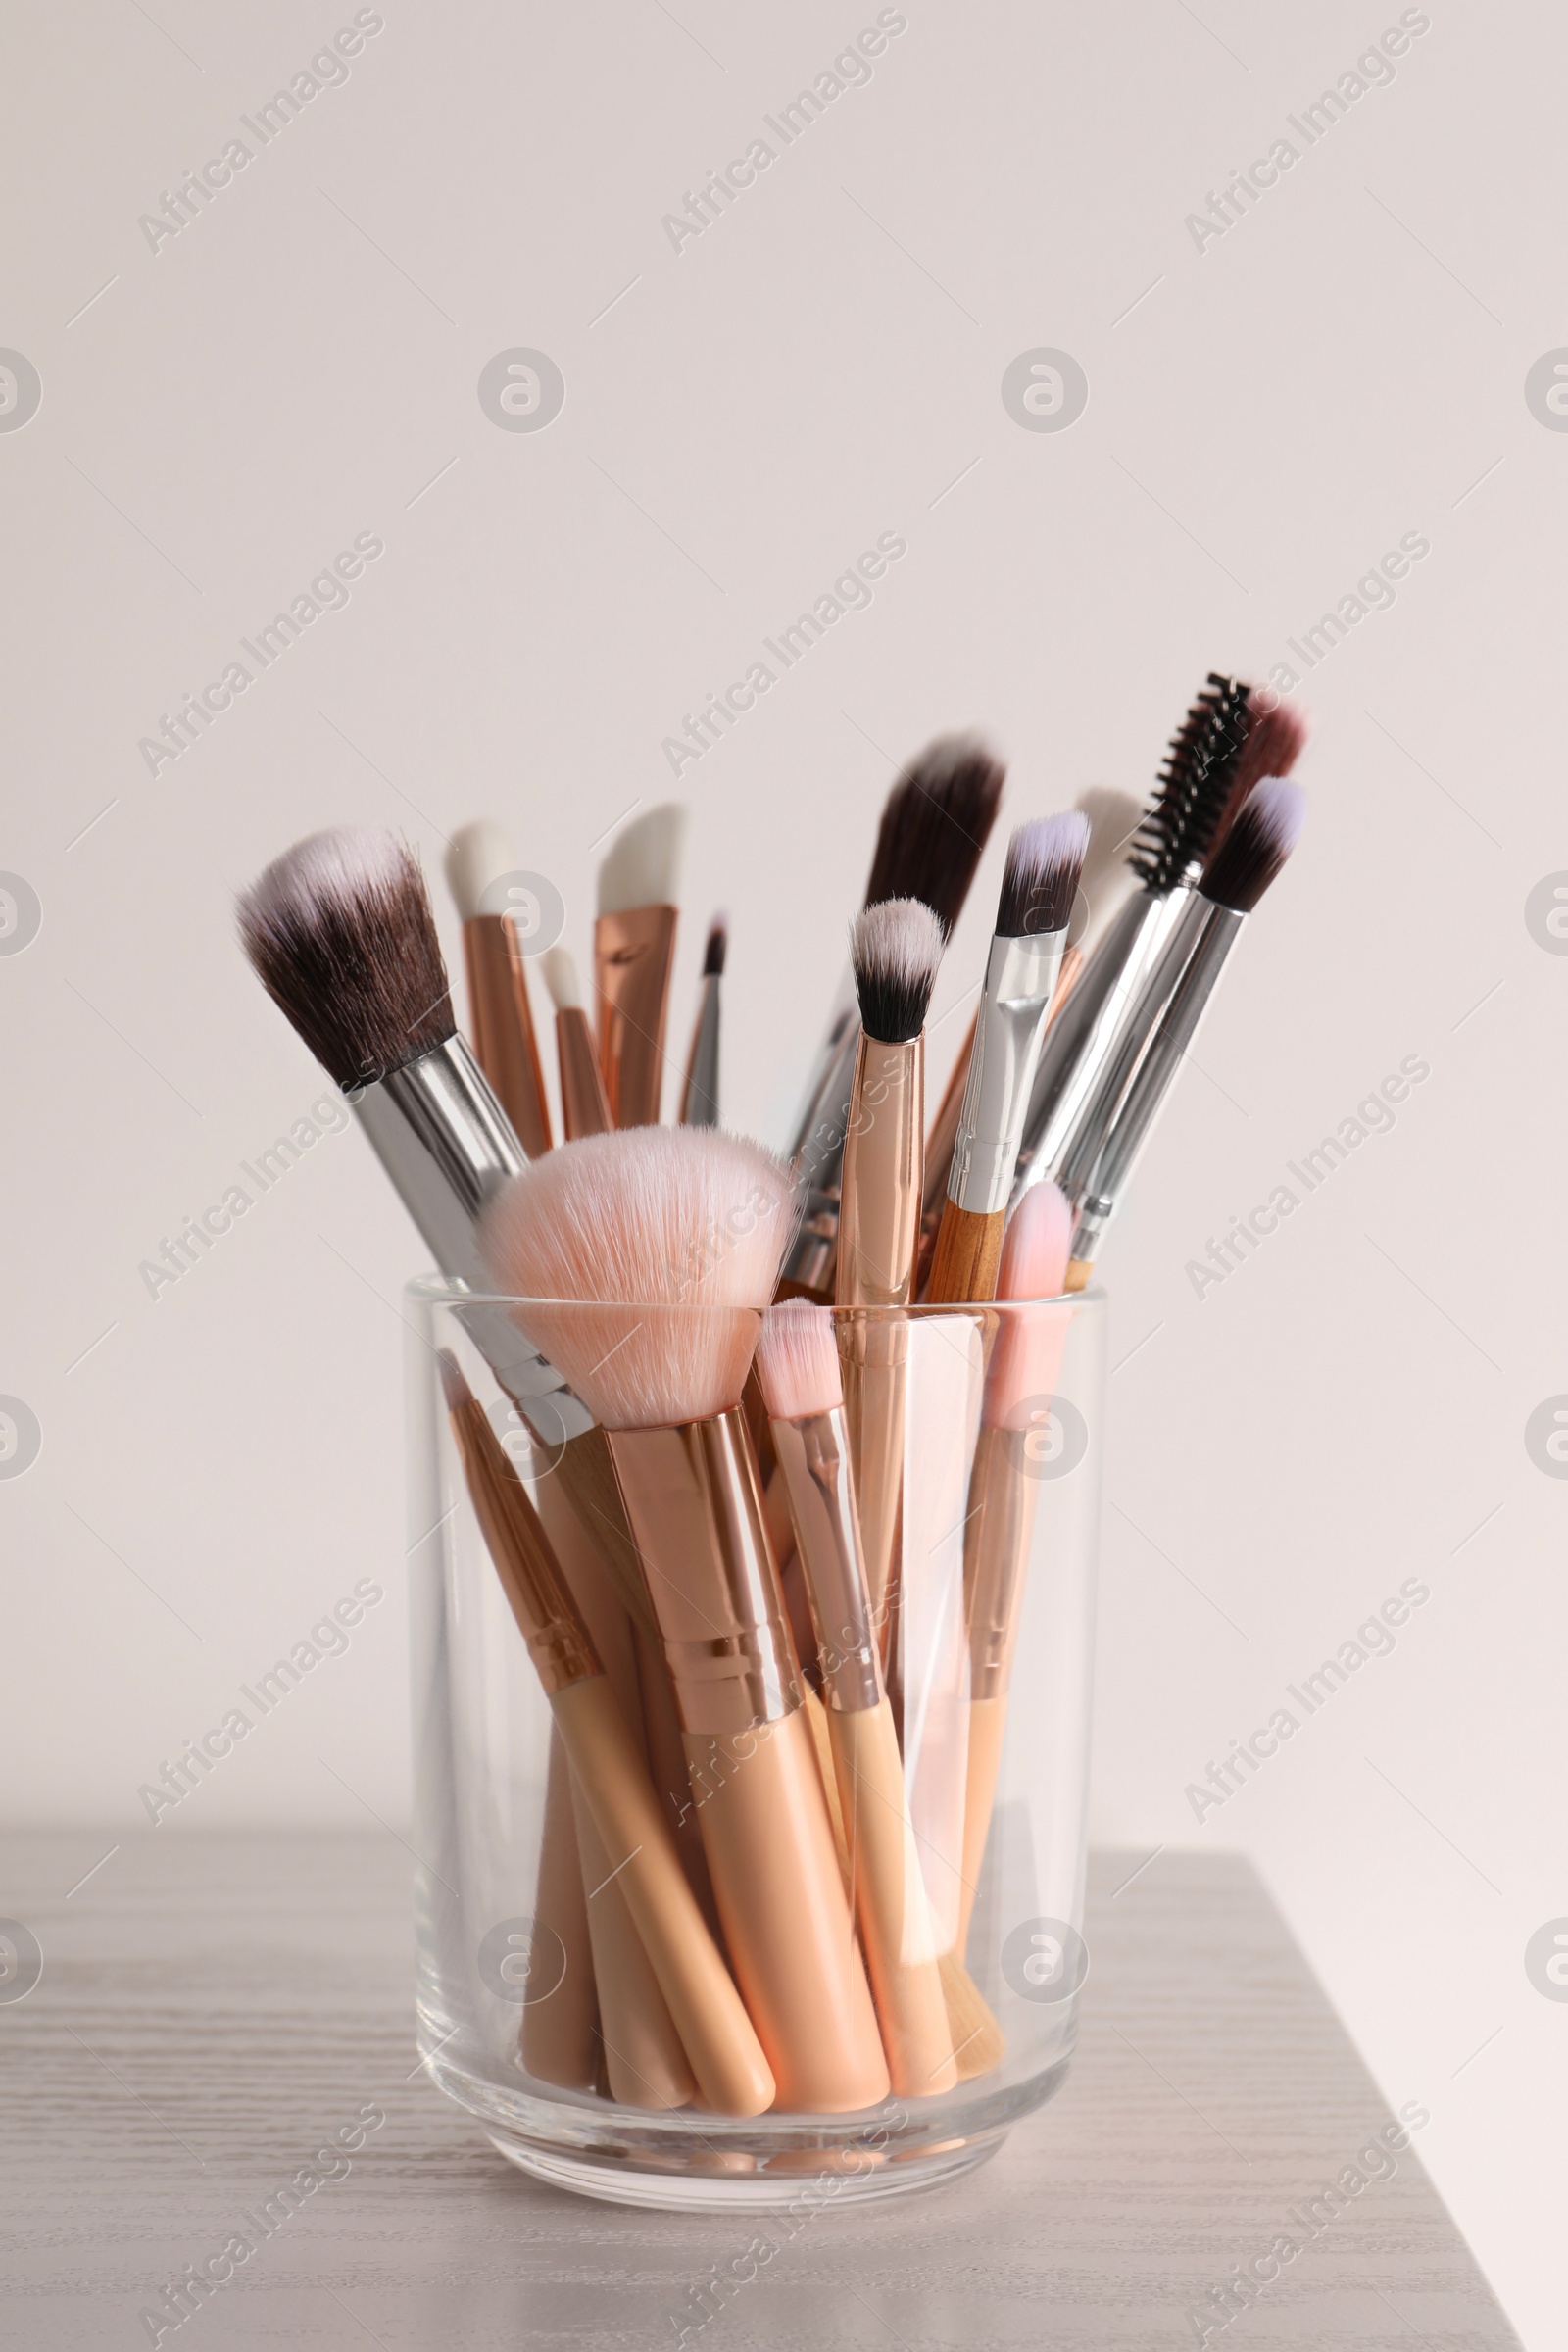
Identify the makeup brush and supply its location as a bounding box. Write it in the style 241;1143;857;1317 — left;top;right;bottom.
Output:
236;828;650;1648
1064;776;1307;1285
541;948;612;1141
755;1301;957;2098
595;803;687;1128
837;900;946;1660
480;1128;891;2114
925;813;1089;1305
1008;675;1255;1210
957;1181;1074;1953
439;1351;773;2115
782;736;1005;1301
680;917;726;1127
444;820;553;1157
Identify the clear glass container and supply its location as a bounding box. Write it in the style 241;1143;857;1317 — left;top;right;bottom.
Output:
405;1280;1104;2211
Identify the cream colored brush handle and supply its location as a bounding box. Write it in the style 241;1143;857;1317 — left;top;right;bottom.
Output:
519;1726;601;2091
839;1325;908;1664
956;1692;1007;1949
552;1674;775;2117
683;1706;890;2114
569;1782;694;2110
830;1699;957;2098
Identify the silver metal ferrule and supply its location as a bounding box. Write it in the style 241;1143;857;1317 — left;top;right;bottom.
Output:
352;1036;592;1442
1009;886;1192;1209
1069;897;1245;1254
948;929;1066;1216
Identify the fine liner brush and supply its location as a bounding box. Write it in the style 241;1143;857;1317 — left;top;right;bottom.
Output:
444;820;553;1156
439;1352;774;2116
925;813;1089;1305
957;1180;1074;1952
541;948;612;1141
481;1127;891;2113
236;830;651;1640
1063;776;1307;1287
782;736;1004;1302
1008;674;1257;1209
755;1301;957;2099
836;900;946;1662
679;916;725;1127
595;803;687;1128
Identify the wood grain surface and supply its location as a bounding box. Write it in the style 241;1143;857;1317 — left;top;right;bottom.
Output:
0;1834;1520;2350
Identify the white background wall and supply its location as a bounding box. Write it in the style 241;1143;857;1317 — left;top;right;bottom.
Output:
3;1;1563;2339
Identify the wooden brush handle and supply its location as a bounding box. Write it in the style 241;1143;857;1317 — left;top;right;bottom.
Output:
830;1698;958;2099
552;1674;775;2117
1063;1255;1091;1293
925;1201;1004;1305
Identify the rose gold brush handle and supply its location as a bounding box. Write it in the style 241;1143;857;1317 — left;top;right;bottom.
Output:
556;1006;612;1140
594;904;677;1128
682;1708;890;2112
463;913;553;1156
553;1675;775;2116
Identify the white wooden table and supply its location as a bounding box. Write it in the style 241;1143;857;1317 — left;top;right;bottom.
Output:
0;1834;1520;2349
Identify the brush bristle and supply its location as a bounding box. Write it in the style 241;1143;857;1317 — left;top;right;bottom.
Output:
444;819;516;922
477;1128;794;1429
540;946;580;1011
703;917;727;978
850;898;945;1045
996;812;1091;938
755;1299;842;1421
1128;675;1252;894
985;1182;1075;1428
237;826;454;1089
863;733;1005;933
1232;690;1308;800
597;804;688;915
1200;777;1306;914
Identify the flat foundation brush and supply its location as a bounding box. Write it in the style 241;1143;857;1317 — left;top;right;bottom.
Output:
481;1128;891;2114
1064;776;1307;1285
836;900;946;1658
445;820;553;1156
926;813;1088;1304
1009;675;1257;1212
782;737;1004;1301
595;804;687;1128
